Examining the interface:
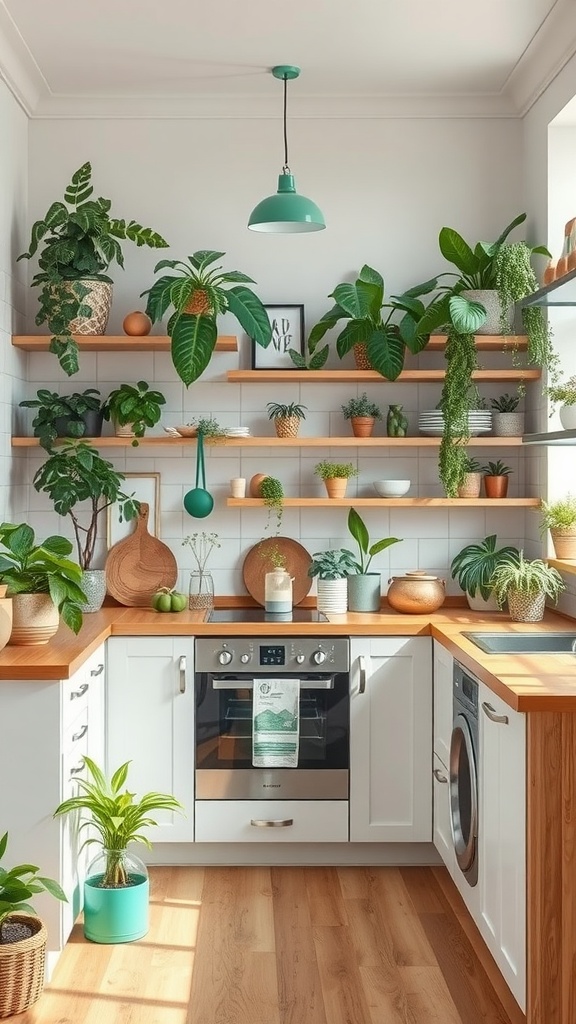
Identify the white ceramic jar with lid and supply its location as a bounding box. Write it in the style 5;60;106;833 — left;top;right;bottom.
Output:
264;568;294;613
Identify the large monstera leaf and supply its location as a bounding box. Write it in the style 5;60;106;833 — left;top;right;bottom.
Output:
226;286;272;348
366;328;405;381
170;315;218;387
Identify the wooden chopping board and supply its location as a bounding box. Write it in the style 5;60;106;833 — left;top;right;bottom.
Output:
105;502;178;607
242;537;312;607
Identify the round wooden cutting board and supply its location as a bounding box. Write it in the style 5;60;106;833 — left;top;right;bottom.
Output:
105;502;178;607
242;537;312;607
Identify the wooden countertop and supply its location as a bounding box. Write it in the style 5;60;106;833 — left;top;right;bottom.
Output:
2;604;576;711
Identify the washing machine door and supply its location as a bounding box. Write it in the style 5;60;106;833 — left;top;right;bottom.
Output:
449;712;478;876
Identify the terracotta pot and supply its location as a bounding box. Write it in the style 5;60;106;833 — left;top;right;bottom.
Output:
568;251;576;273
350;417;375;438
324;478;348;499
9;593;59;646
556;255;569;278
457;473;482;498
249;473;268;497
484;475;509;498
550;527;576;560
386;571;446;614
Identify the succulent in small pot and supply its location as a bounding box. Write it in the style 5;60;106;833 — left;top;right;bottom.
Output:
490;393;525;437
341;393;382;437
482;460;512;499
450;534;520;611
308;548;357;614
19;388;105;451
538;495;576;559
103;380;166;444
457;455;482;498
490;552;564;622
548;375;576;430
314;460;358;499
266;401;307;438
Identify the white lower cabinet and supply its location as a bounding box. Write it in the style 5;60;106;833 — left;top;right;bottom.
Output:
195;800;348;843
106;636;195;842
349;636;432;842
478;681;526;1011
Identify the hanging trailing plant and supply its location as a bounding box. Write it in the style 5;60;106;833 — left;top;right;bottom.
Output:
438;330;480;496
260;476;284;538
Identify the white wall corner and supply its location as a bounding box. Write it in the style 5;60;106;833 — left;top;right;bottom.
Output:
0;1;46;116
504;0;576;117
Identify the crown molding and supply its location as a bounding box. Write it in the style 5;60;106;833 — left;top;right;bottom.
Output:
504;0;576;116
0;1;47;115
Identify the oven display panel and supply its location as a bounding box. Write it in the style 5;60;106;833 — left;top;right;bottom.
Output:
259;645;285;666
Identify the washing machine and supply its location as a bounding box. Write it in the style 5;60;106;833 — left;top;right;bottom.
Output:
449;661;479;886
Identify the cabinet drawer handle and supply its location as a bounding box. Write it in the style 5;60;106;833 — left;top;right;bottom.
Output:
179;655;186;694
90;663;104;677
69;760;85;776
358;655;366;695
433;767;448;783
71;723;88;742
250;818;294;828
482;701;509;725
70;683;88;701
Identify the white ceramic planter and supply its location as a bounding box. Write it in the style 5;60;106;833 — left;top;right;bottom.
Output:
316;578;348;614
559;404;576;430
461;289;514;335
466;591;501;612
9;593;59;645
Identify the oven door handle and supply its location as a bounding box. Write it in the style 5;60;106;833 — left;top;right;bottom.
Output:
210;677;335;690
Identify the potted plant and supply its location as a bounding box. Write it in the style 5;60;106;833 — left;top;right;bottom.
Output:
302;265;437;377
490;551;564;622
19;387;105;451
341;393;382;437
103;380;166;444
539;495;576;559
0;832;67;1017
450;535;520;611
490;393;525;436
314;460;358;499
17;161;168;376
141;249;272;386
548;375;576;429
482;460;512;498
54;757;183;944
0;523;86;644
344;507;402;612
307;549;357;614
457;455;482;498
31;441;140;612
182;531;221;611
260;477;285;537
266;401;307;438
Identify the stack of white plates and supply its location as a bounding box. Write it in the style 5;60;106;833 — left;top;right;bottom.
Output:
418;409;492;436
225;427;251;437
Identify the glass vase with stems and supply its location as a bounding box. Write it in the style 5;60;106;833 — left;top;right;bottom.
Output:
182;532;221;611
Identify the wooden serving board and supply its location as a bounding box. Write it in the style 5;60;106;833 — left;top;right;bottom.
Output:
105;503;178;607
242;537;312;607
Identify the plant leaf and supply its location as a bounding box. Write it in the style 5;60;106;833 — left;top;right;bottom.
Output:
439;227;478;275
347;508;369;555
366;327;405;380
226;286;272;347
171;315;218;387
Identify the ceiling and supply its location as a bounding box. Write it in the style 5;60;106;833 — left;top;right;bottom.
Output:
0;0;575;117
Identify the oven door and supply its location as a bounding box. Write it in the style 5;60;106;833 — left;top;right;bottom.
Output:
195;671;349;799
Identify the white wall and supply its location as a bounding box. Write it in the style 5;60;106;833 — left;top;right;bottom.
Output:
0;78;28;523
21;114;530;595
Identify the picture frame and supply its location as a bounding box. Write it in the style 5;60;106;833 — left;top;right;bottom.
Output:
107;472;160;548
252;304;305;370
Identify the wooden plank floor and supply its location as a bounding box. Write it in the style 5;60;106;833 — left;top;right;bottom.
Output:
13;866;526;1024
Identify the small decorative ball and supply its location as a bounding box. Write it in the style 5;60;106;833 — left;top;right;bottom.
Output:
122;311;152;336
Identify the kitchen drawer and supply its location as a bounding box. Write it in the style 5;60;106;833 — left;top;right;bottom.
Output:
195;800;349;843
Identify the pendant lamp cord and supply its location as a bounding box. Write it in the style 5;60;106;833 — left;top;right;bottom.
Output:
282;74;290;174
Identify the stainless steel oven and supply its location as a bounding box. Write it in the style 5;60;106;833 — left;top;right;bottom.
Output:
194;636;350;800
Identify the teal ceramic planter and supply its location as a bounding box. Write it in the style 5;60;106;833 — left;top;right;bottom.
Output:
83;851;149;943
347;573;381;612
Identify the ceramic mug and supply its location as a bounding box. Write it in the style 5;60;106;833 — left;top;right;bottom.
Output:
230;477;247;498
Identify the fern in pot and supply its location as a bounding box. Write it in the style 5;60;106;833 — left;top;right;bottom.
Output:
490;552;564;622
308;549;357;614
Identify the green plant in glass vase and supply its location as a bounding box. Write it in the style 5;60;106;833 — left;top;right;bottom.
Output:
18;161;168;376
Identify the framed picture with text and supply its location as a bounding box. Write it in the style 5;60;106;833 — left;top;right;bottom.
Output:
251;304;305;370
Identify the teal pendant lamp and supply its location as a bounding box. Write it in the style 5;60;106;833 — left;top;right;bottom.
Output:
248;65;326;233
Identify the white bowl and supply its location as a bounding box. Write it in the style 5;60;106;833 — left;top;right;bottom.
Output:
373;479;411;497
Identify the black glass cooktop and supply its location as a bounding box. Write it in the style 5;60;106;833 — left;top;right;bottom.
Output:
209;608;328;623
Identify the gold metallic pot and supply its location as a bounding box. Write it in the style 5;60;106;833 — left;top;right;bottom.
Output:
386;571;446;614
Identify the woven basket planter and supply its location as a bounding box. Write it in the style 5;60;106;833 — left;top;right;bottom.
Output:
0;915;47;1018
68;279;113;335
507;590;546;623
353;344;373;369
274;416;301;438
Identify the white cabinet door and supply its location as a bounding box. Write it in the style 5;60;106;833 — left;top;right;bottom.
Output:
432;752;454;872
433;639;453;767
106;637;195;842
478;682;526;1011
349;636;432;842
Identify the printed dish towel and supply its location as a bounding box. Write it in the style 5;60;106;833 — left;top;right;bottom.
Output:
252;678;300;768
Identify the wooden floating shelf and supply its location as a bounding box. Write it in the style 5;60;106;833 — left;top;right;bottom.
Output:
227;497;540;508
11;435;527;449
12;334;237;352
227;369;541;383
426;334;528;351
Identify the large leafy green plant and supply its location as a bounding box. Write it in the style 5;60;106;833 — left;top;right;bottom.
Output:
301;266;437;378
54;757;183;887
19;387;104;452
450;535;520;601
0;831;66;933
18;161;168;376
31;441;140;570
308;549;358;580
345;507;401;574
103;380;166;443
490;552;564;606
142;249;272;386
0;523;86;634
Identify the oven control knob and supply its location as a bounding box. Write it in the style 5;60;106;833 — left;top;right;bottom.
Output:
240;653;251;664
218;649;233;665
295;653;305;665
312;649;327;665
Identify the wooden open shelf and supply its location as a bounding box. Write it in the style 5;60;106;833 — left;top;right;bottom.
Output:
11;434;527;449
426;334;528;351
12;334;238;352
227;497;540;508
227;369;540;384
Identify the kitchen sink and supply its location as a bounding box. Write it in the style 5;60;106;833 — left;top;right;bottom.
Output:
462;631;576;654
